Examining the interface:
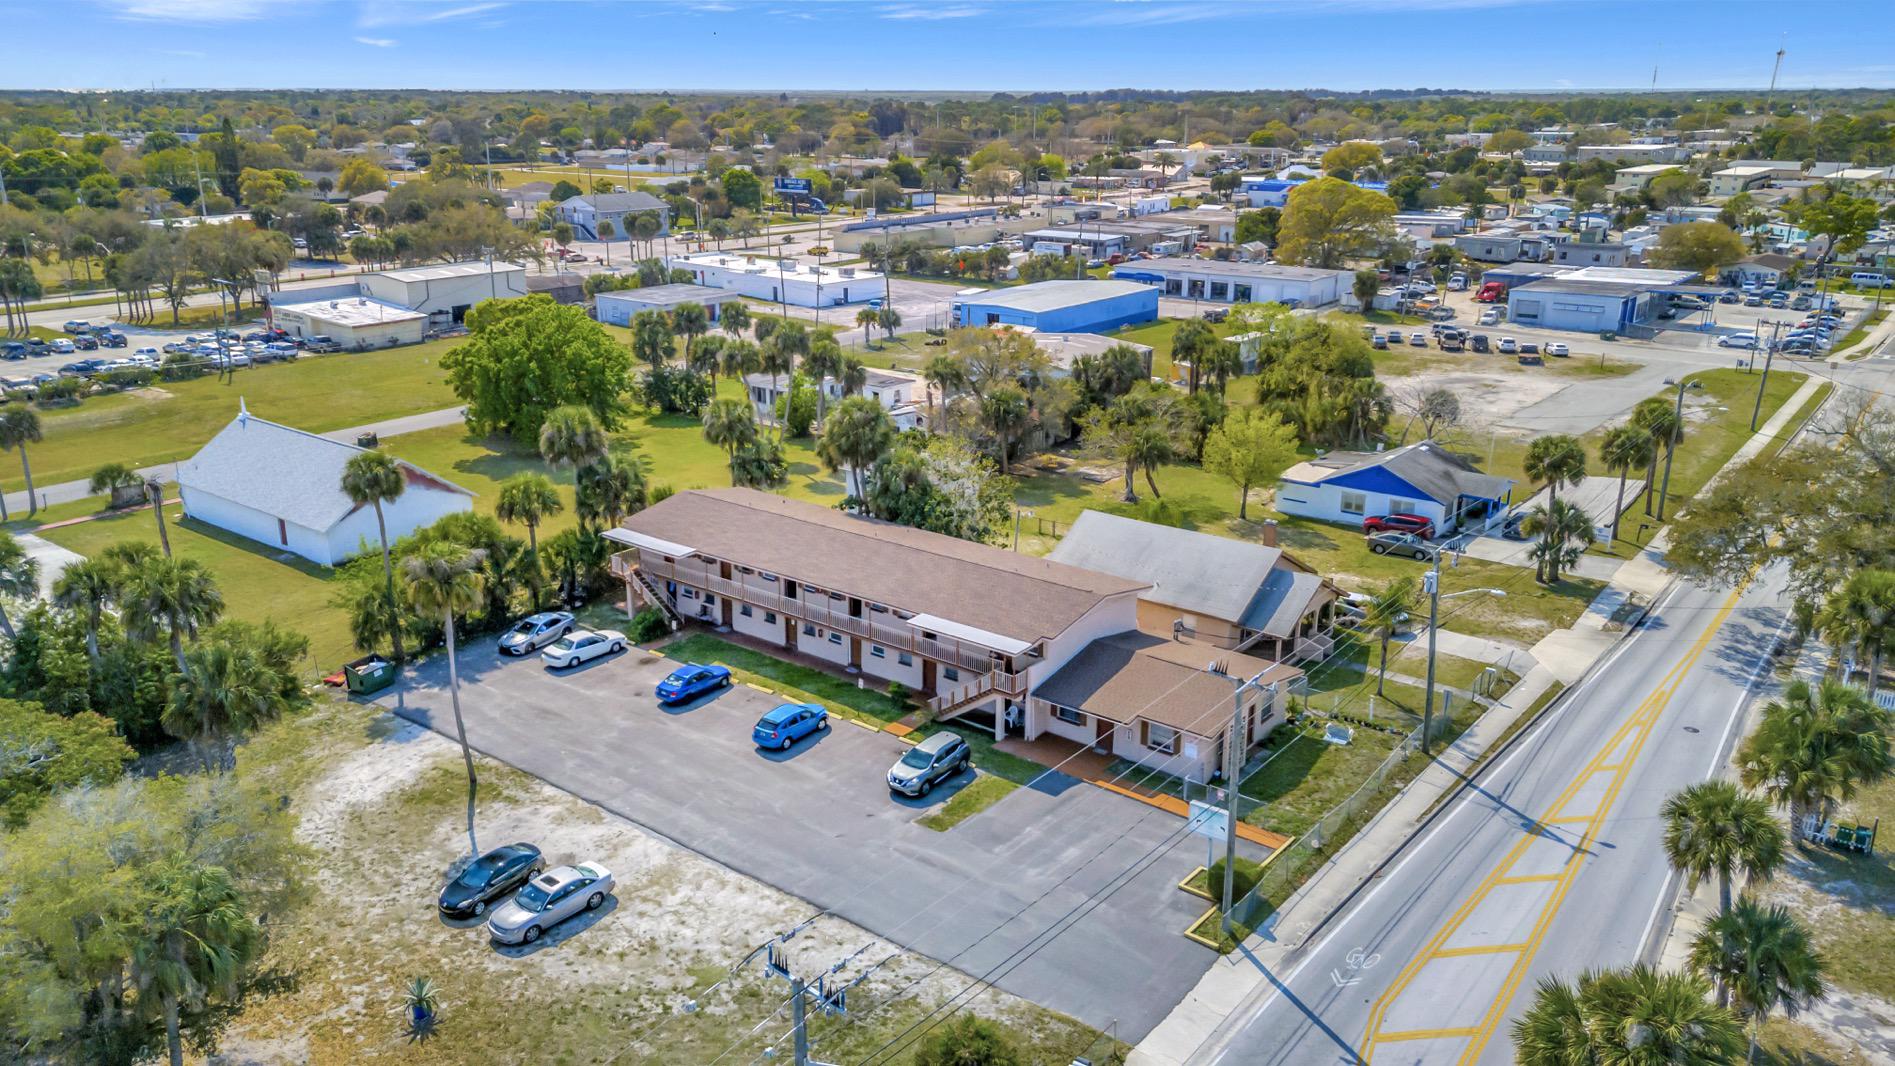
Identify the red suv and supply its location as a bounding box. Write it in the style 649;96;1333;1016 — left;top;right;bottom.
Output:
1362;513;1434;538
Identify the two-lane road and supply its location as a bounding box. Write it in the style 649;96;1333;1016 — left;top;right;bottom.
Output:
1190;566;1794;1065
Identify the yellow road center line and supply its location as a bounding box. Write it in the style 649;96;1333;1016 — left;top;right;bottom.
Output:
1372;1027;1481;1043
1360;577;1752;1064
1494;873;1563;885
1432;943;1529;958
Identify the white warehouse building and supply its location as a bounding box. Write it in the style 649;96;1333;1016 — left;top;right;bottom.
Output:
665;251;884;308
1112;258;1353;307
266;259;528;346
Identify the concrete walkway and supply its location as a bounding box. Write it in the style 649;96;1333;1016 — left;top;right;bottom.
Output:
1;404;467;517
17;532;83;598
1455;529;1628;582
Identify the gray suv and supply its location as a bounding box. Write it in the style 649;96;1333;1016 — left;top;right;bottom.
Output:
888;731;970;797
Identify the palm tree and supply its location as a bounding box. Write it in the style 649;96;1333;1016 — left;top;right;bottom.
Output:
1632;396;1682;518
689;333;725;384
145;478;172;558
575;453;650;530
0;404;43;518
731;437;789;489
855;306;880;347
134;859;261;1066
1738;678;1892;831
53;557;115;666
1512;964;1744;1066
758;342;794;435
670;301;709;365
630;308;674;370
1690;897;1826;1063
980;384;1031;476
923;353;965;428
495;472;564;608
1520;498;1595;584
1128;420;1175;499
702;397;759;483
720;300;751;342
720;338;761;387
1814;568;1895;697
1662;781;1785;1004
538;404;609;471
122;556;224;671
1363;576;1415;697
802;338;843;426
402;542;489;856
838;356;868;397
164;639;295;773
1523;433;1588;514
0;530;39;642
1599;423;1656;545
340;450;408;664
877;306;902;340
816;396;896;505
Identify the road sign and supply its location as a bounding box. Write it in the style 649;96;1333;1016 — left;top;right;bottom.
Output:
1186;800;1229;840
774;177;812;194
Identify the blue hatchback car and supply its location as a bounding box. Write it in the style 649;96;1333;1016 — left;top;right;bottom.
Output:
655;663;732;704
752;703;829;750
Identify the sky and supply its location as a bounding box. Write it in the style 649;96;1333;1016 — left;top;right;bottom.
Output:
5;0;1892;93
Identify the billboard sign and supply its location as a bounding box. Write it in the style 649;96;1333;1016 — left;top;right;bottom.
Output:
774;177;812;194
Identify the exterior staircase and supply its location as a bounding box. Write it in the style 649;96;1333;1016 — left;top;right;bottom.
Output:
625;562;682;632
926;669;1019;720
1289;630;1335;665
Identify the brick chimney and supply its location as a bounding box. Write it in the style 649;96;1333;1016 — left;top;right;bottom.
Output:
1261;519;1278;547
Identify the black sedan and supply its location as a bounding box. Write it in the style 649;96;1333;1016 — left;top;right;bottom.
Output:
438;842;544;918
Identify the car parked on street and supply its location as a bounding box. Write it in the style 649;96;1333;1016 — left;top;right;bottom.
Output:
499;611;575;656
438;842;543;918
752;703;829;750
1718;333;1759;349
1366;531;1432;560
540;628;627;669
888;731;970;798
485;862;614;945
1362;513;1435;538
656;662;732;703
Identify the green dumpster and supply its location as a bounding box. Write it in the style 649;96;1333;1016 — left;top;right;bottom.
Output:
344;654;395;695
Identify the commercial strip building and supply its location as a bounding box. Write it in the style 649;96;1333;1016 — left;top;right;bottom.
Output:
666;251;884;308
949;280;1158;334
265;259;528;346
594;282;744;326
605;489;1301;782
1111;258;1352;308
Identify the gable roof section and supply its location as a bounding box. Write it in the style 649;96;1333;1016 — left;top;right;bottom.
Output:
1281;441;1511;505
613;489;1146;645
564;191;668;214
178;409;471;532
1048;510;1283;623
1031;631;1301;734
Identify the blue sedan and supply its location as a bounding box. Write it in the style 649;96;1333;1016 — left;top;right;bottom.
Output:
655;663;732;704
752;703;829;750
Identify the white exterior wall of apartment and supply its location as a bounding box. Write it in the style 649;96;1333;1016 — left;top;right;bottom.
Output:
859;641;926;689
1275;481;1450;531
1026;592;1144;690
731;602;785;645
797;622;854;667
1110;728;1216;782
179;489;334;565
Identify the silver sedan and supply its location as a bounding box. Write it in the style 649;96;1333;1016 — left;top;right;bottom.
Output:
485;862;614;945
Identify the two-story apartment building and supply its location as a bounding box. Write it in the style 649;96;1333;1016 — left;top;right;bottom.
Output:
605;489;1298;782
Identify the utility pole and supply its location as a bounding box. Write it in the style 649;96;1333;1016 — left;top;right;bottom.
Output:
1657;377;1702;521
1765;43;1787;118
1423;560;1442;757
1214;668;1276;934
790;975;809;1066
1750;321;1781;431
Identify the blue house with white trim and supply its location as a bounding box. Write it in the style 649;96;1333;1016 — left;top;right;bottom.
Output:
1275;441;1513;535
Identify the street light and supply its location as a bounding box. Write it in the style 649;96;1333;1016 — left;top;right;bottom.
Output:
1656;377;1704;520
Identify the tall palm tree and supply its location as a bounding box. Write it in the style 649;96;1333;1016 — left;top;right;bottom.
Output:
1662;781;1785;1007
575;453;650;530
720;338;761;389
1599;423;1656;545
670;301;709;365
1520;498;1595;584
758;342;794;436
1739;678;1892;832
1523;433;1588;514
1512;964;1744;1066
53;557;114;666
702;397;759;483
689;333;725;384
816;396;896;505
122;557;224;671
402;542;489;856
720;300;751;342
802;337;843;425
1689;897;1826;1063
0;404;43;518
164;639;295;773
630;308;674;370
495;472;564;608
980;384;1031;476
922;353;965;428
855;306;880;347
1632;396;1682;518
838;355;868;397
0;530;39;642
340;450;408;664
145;478;172;558
1814;568;1895;697
1128;421;1175;499
134;859;261;1066
1363;576;1415;697
538;404;609;471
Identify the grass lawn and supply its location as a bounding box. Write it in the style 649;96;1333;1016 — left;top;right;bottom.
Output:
36;505;357;676
1768;772;1895;1003
4;342;462;494
1836;309;1888;352
917;773;1020;831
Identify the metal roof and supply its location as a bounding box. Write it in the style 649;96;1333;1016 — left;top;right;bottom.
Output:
957;280;1153;314
375;261;525;284
1130;257;1351;282
595;283;740;307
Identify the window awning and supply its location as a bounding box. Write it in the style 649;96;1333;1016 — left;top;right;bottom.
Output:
905;613;1032;656
601;528;697;557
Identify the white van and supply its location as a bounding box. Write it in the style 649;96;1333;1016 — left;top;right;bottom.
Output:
1850;271;1891;289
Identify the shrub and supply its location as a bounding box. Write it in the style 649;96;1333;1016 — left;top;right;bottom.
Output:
1206;855;1264;904
639;365;713;416
887;681;909;705
914;1016;1022;1066
34;376;88;405
629;607;671;644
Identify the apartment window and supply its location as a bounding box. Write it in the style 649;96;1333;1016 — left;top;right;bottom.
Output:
803;623;817;637
762;573;779;583
1053;706;1085;726
921;631;938;642
1339;491;1366;515
1142;722;1181;756
1389;498;1419;515
828;632;843;645
870;645;886;658
739;604;753;618
897;652;913;667
765;611;777;624
680;588;698;600
943;667;960;683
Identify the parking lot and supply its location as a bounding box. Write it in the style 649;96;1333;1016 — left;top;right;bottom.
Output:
379;636;1246;1039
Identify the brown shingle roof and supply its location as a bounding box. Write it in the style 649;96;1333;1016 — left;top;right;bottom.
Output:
616;489;1147;644
1032;632;1301;735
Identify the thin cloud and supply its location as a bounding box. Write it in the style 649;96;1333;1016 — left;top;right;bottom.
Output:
359;1;506;27
880;4;984;19
102;0;272;21
355;35;398;46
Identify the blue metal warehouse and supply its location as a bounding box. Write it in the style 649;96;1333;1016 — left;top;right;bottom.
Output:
949;280;1159;334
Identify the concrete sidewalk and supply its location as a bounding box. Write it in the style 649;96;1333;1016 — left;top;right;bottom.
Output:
1;404;466;517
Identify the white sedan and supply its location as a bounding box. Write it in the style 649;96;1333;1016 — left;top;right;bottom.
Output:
540;628;628;669
1544;343;1569;357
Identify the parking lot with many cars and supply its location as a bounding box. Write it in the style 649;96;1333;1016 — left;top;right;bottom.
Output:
380;631;1262;1038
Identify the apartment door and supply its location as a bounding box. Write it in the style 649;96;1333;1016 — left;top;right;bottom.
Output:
1093;716;1114;751
921;659;937;694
